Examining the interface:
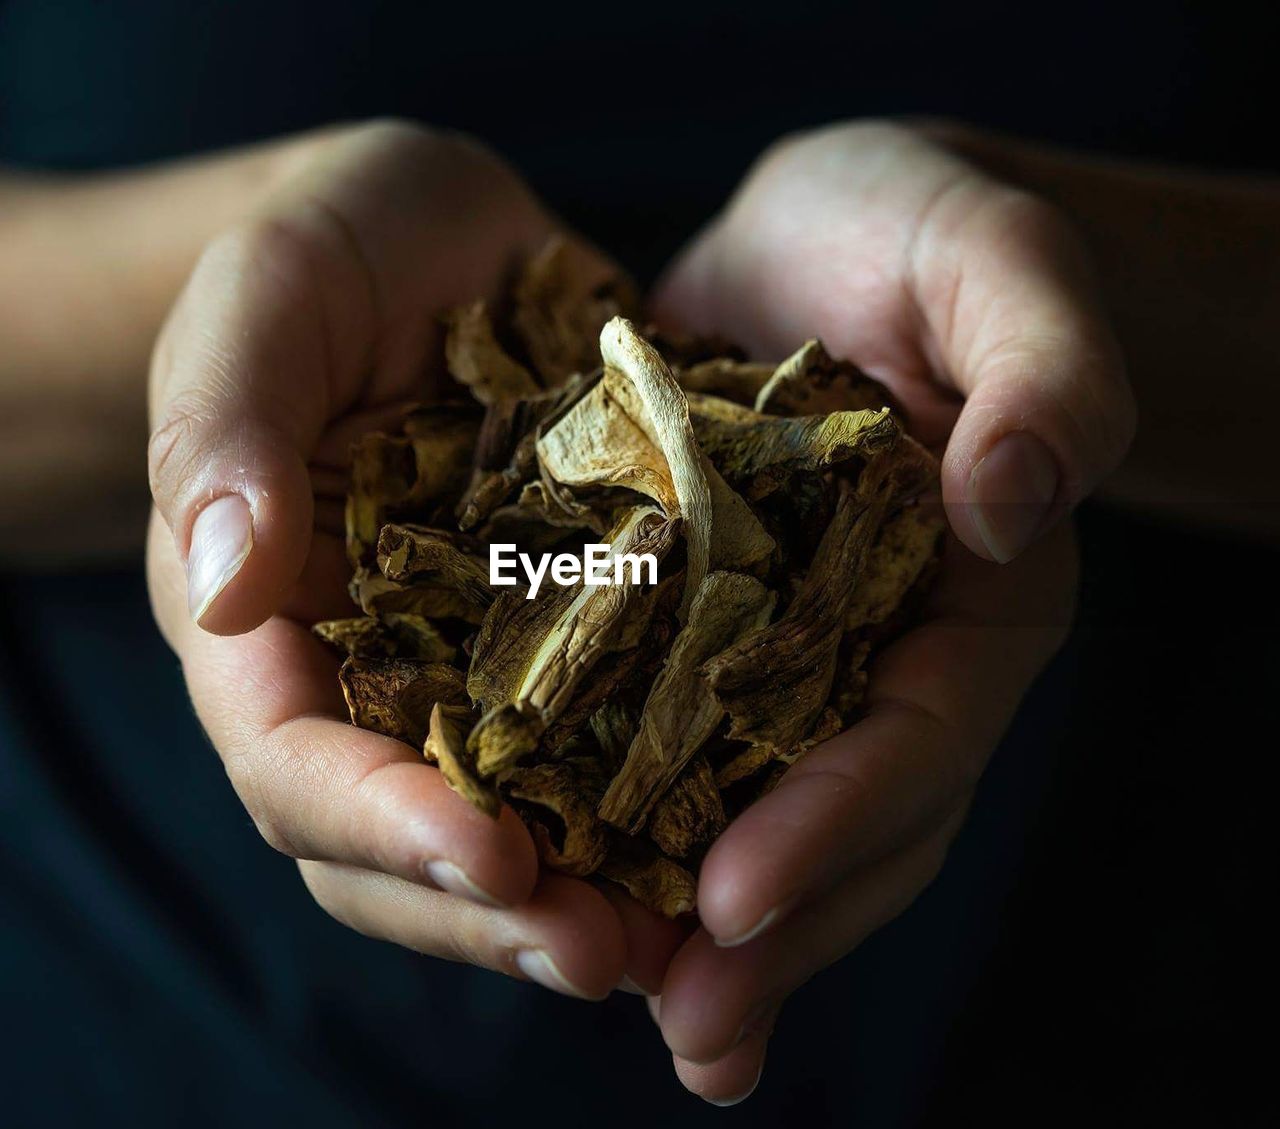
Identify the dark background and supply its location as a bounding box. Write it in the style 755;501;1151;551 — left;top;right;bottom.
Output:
0;1;1273;1125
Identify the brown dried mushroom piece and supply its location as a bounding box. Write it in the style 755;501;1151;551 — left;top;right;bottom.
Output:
456;374;595;532
424;702;499;818
703;472;894;769
507;757;610;875
599;844;697;918
692;405;900;502
339;658;468;749
376;523;497;611
467;505;680;776
350;566;487;625
844;501;945;631
647;754;725;859
598;318;714;617
313;614;455;663
512;237;637;385
754;338;903;418
346;405;478;566
677;357;777;406
598;570;775;833
443;300;540;405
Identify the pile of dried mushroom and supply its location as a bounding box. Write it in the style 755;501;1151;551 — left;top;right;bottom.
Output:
316;240;945;917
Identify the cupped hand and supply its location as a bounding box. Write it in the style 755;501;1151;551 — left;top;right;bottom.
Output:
145;120;685;1000
644;121;1128;1103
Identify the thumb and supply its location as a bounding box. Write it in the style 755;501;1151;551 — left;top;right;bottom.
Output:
147;215;347;635
919;187;1136;562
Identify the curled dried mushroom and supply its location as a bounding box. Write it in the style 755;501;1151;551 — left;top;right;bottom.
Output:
321;238;944;917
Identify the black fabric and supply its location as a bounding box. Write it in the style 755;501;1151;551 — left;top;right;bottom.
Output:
0;2;1272;1124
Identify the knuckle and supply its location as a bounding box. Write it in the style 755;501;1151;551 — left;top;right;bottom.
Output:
346;117;505;181
202;213;317;296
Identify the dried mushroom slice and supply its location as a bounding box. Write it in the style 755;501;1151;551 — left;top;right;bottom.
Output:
599;318;713;617
424;702;499;818
540;367;773;575
339;657;468;749
704;472;893;767
476;501;592;555
540;633;667;758
443;300;541;404
540;578;682;757
692;405;900;501
648;326;746;370
754;338;900;418
400;401;483;507
537;376;681;512
779;705;845;767
507;758;609;876
598;571;776;833
844;501;945;631
677;358;776;406
590;699;639;773
313;616;391;658
345;432;416;567
466;587;576;715
468;505;679;776
456;374;595;531
647;755;725;859
704;462;776;573
346;405;478;565
376;524;497;616
313;614;455;663
351;566;488;625
599;845;697;918
830;638;872;721
513;237;636;386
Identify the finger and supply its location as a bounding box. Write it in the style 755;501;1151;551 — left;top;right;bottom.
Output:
300;863;626;1001
147;516;539;906
696;522;1075;948
908;175;1136;562
672;1019;773;1107
653;123;1134;563
147;121;555;635
595;882;695;995
661;823;955;1064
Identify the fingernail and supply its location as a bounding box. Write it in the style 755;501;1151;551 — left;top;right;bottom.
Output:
714;905;782;949
515;949;604;1000
422;859;505;908
616;975;645;996
966;431;1060;563
187;494;254;624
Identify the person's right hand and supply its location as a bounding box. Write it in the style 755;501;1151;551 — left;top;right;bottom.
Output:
145;121;685;1000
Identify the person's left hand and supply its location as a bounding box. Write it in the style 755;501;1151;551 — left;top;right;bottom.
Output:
639;120;1125;1104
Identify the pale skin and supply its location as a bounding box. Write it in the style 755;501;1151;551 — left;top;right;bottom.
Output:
2;117;1275;1105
